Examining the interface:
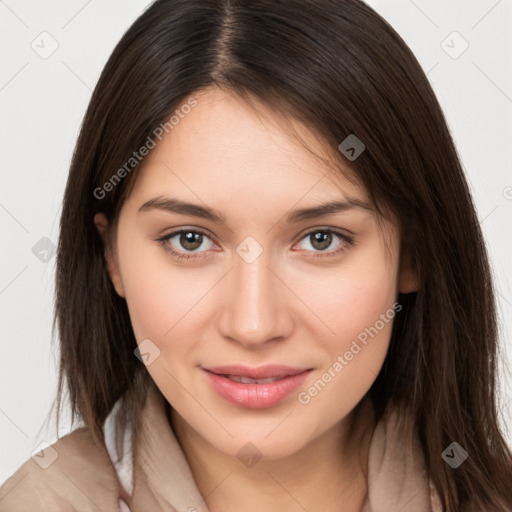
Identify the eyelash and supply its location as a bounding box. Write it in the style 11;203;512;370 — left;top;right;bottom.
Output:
156;228;353;262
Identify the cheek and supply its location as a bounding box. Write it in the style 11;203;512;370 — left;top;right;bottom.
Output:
114;229;178;341
116;232;223;363
296;247;399;353
119;258;200;343
292;244;399;410
119;228;399;346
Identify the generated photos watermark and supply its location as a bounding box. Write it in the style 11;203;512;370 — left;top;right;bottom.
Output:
93;97;198;200
297;301;402;405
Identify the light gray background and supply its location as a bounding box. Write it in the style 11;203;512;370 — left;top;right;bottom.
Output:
1;0;511;485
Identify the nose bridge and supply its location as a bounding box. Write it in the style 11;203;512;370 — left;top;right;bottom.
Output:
219;239;291;346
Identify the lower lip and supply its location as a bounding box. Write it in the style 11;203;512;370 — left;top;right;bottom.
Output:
203;369;312;409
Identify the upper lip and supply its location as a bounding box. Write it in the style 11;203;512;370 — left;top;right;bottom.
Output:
203;365;312;380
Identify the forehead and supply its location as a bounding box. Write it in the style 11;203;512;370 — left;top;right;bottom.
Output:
128;87;367;207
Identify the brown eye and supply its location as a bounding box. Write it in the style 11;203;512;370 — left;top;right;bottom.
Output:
309;231;333;251
298;230;343;252
293;228;353;259
179;231;203;251
158;229;215;255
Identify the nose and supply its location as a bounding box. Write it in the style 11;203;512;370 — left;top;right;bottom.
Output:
217;247;295;349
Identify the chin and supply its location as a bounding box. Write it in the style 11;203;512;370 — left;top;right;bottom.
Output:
198;420;313;461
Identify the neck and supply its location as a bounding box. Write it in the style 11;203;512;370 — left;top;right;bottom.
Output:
170;399;376;512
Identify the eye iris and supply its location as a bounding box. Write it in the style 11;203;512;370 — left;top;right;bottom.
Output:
180;231;203;251
311;231;332;251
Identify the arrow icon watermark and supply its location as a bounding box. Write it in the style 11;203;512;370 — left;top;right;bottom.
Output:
338;134;365;161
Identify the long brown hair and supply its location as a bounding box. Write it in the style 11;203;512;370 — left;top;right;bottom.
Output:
50;0;512;509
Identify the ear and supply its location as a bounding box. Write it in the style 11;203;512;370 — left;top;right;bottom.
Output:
93;213;125;298
398;250;421;294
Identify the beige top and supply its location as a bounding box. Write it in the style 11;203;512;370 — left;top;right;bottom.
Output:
0;382;442;511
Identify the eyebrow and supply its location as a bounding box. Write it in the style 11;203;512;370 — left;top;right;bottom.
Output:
138;196;373;224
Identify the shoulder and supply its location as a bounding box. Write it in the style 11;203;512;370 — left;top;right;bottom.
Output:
0;427;121;511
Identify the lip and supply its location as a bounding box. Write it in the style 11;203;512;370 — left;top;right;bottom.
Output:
203;364;310;380
202;365;312;409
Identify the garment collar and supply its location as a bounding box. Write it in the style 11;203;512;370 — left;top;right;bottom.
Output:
103;383;442;511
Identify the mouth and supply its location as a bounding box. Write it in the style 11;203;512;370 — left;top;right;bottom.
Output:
202;365;313;409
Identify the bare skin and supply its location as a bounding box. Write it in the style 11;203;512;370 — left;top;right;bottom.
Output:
170;395;376;512
95;87;418;512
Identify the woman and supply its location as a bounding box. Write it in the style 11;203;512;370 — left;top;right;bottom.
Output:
1;0;511;510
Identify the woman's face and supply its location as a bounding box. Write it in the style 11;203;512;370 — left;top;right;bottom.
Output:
96;88;415;460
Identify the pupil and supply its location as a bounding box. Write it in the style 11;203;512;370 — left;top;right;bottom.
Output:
312;231;331;250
